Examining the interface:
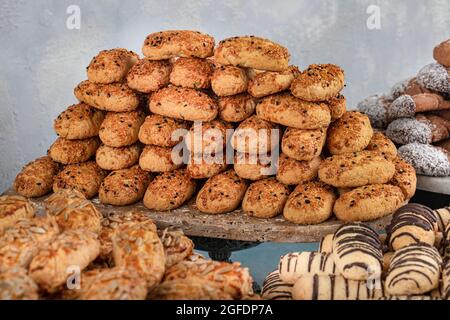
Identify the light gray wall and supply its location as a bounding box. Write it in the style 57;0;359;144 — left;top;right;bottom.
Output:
0;0;449;192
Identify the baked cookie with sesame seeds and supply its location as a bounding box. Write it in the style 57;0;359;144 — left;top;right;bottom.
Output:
0;268;39;300
99;166;151;206
139;145;182;172
333;184;405;222
234;152;275;180
186;154;227;179
276;154;321;185
283;181;336;225
218;93;256;122
281;127;326;161
242;178;290;218
143;169;196;211
54;103;105;140
196;169;248;214
14;156;61;198
53;161;106;199
326;94;347;121
149;86;218;121
389;157;417;200
365;131;397;160
142;30;215;60
214;36;290;72
99;110;145;147
256;93;331;129
170;57;213;89
211;65;249;96
185;120;232;154
291;64;345;102
74;80;140;112
127;59;171;93
0;195;35;232
95;143;142;170
138;114;188;147
326;111;373;155
87;48;139;84
48;137;100;165
248;66;300;98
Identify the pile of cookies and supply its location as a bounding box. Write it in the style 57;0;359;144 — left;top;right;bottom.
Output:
0;192;255;300
358;39;450;177
262;202;450;300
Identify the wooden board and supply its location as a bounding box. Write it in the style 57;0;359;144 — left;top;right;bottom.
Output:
3;188;393;243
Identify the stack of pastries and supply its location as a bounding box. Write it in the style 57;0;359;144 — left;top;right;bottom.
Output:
0;191;254;300
262;203;450;300
358;39;450;177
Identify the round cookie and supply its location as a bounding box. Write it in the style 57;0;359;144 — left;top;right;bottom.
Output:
319;151;396;188
48;137;100;165
169;57;213;89
126;59;171;93
99;110;145;147
0;195;36;232
218;94;256;123
283;181;336;225
138;114;189;147
333;184;405;222
256;93;331;129
185;120;232;154
99;166;151;206
326;111;373;155
433;39;450;67
53;161;107;199
139;145;182;172
242;178;290;218
234;152;275;180
365;131;397;160
14;156;61;198
276;154;321;185
416;63;450;94
149;86;218;122
143;169;196;211
196;170;248;214
281;127;326;161
398;143;450;177
326;94;346;121
87;48;139;84
290;64;345;102
247;65;299;98
389;157;417;200
211;65;248;97
54;103;105;140
95;143;142;170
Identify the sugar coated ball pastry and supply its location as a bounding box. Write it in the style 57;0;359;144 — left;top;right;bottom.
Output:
433;39;450;67
356;94;392;129
387;93;450;121
388;78;412;100
261;270;293;300
416;63;450;94
398;143;450;176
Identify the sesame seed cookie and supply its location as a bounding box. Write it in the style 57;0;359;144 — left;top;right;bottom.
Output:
276;154;321;185
14;156;61;198
99;110;145;147
138;114;189;147
242;178;290;218
143;169;196;211
234;152;275;180
186;154;228;179
248;66;300;98
326;111;373;155
211;65;249;97
126;59;171;93
170;57;213;89
389;157;417;200
218;93;256;122
326;94;347;121
283;181;336;225
54;103;105;140
365;131;397;160
281;127;326;161
48;137;100;165
95;143;142;170
139;145;182;172
0;195;36;232
185;120;232;154
291;64;345;102
196;169;248;214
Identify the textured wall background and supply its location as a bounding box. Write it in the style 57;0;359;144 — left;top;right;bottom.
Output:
0;0;449;193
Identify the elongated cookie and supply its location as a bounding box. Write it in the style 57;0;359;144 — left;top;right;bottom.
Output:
443;260;450;300
234;152;275;181
218;93;256;122
126;58;171;93
282;127;326;161
248;66;299;98
398;143;450;177
96;143;142;170
416;63;450;94
138;114;188;147
170;57;213;89
389;157;417;200
99;110;145;147
434;205;450;233
318;234;334;253
48;137;100;165
326;94;347;121
187;154;227;179
158;228;194;268
261;270;293;300
434;39;450;67
365;132;397;160
0;268;39;300
185;120;232;154
211;65;248;96
0;195;35;232
139;145;182;172
276;154;321;185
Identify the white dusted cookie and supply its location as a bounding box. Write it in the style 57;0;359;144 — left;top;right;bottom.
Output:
0;195;35;232
95;143;142;170
170;57;213;89
99;110;145;147
127;59;171;93
14;156;60;198
48;137;100;165
139;145;182;172
0;268;39;300
211;65;248;96
281;127;326;161
218;93;256;122
398;143;450;177
143;169;196;211
276;154;321;185
54;103;105;140
87;48;138;84
138;114;188;147
248;66;299;98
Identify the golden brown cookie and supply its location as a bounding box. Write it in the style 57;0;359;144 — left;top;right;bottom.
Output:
48;137;100;165
138;114;188;147
54;103;105;140
214;36;290;72
256;93;331;129
143;169;196;211
185;120;232;154
158;228;194;268
126;59;171;93
74;80;140;112
142;30;215;60
242;178;290;218
0;195;35;232
87;48;139;84
291;64;345;102
234;152;275;180
218;93;256;122
99;166;151;206
319;151;396;188
186;154;227;179
389;157;417;199
326;94;347;121
327;111;373;155
149;86;218;121
14;156;60;198
95;143;142;170
170;57;213;89
283;181;336;225
211;65;248;96
281;127;327;161
333;184;405;222
433;39;450;67
139;145;182;172
0;268;39;300
196;170;248;214
248;65;299;98
53;161;106;199
99;110;145;147
276;154;321;185
365;131;397;160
